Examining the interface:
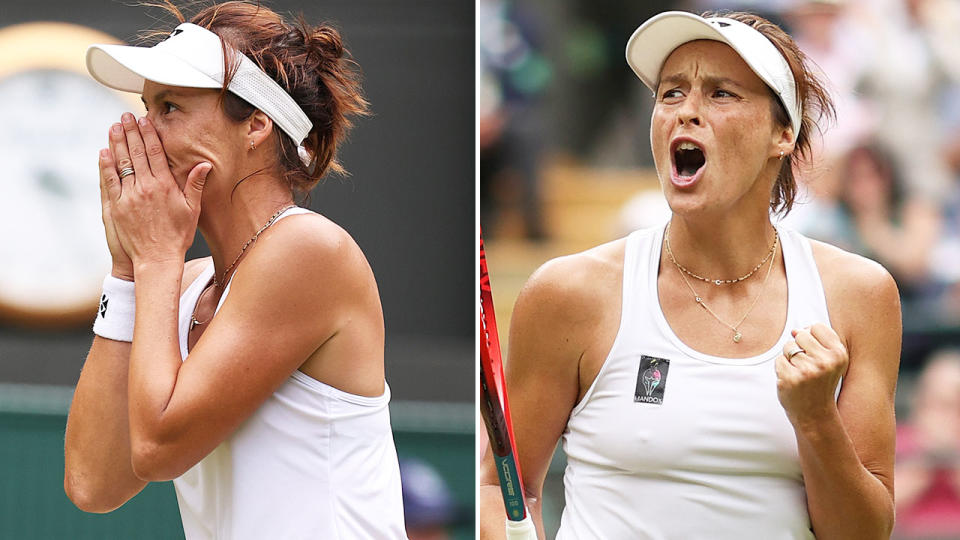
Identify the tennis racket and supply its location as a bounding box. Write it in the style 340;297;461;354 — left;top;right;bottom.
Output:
479;228;538;540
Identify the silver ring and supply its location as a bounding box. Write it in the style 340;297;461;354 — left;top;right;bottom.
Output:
786;346;804;360
118;167;135;179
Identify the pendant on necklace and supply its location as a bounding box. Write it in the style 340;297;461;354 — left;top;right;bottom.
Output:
733;331;742;343
190;317;199;331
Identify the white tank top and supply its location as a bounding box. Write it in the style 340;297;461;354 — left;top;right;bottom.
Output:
172;207;406;540
557;224;831;540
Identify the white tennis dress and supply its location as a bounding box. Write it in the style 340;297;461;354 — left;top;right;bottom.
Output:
172;207;406;539
557;224;832;539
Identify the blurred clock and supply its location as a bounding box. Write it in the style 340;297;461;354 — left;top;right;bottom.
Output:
0;22;142;327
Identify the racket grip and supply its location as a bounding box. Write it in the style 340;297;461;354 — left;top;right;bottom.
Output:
505;515;538;540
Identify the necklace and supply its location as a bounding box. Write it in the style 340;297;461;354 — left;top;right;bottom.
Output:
189;204;296;331
664;222;778;286
665;225;779;343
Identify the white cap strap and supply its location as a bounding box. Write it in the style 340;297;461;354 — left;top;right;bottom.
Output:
625;12;802;142
87;22;312;144
167;24;312;144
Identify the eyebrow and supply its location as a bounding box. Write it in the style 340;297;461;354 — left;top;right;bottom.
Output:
657;74;746;90
140;89;191;106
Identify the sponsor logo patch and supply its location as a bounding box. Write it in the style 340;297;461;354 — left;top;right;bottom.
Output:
634;355;670;405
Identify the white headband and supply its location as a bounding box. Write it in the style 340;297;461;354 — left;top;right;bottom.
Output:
87;23;313;146
626;11;802;142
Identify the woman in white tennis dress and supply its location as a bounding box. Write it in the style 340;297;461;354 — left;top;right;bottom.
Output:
63;2;405;538
479;11;900;540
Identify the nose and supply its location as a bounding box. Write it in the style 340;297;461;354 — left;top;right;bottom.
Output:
677;91;702;127
143;110;166;138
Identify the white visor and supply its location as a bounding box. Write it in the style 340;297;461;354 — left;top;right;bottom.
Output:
86;22;313;145
626;11;802;141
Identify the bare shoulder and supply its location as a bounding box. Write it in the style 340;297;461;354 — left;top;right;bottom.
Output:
227;212;377;312
517;238;626;319
506;237;628;429
181;257;212;295
511;237;626;368
808;239;901;347
809;240;899;309
248;213;371;283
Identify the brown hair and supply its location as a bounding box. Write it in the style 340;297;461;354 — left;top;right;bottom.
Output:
703;11;835;215
146;1;369;193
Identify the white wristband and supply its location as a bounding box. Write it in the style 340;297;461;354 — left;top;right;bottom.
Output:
92;274;136;342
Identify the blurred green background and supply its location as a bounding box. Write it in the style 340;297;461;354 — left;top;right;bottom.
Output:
0;384;474;539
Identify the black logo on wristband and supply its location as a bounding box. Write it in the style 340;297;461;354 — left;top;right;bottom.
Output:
99;294;108;318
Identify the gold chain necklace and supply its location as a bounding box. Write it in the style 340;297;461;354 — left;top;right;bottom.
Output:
665;222;778;286
665;225;779;343
190;204;296;331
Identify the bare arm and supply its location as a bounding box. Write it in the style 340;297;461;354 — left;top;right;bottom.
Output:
64;259;208;511
64;337;144;512
125;221;373;481
479;245;622;539
64;129;154;512
781;246;900;539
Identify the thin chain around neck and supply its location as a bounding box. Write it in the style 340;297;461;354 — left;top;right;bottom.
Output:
213;204;296;288
667;226;779;343
664;221;779;286
190;203;295;331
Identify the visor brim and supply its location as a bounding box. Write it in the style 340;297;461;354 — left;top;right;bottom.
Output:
86;43;222;94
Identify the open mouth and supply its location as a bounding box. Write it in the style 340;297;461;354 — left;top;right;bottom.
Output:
674;142;705;178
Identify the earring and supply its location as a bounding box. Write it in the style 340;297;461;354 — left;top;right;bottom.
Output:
250;141;256;150
779;151;785;161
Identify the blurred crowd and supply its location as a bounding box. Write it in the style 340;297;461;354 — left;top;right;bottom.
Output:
897;350;960;539
772;0;960;344
481;0;960;537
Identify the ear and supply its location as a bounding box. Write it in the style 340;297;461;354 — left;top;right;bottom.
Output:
772;123;796;160
247;110;274;150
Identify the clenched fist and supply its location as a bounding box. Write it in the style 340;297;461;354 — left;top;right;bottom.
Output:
776;323;849;428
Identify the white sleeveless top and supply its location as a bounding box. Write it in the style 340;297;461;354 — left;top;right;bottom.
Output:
172;207;406;540
557;224;832;540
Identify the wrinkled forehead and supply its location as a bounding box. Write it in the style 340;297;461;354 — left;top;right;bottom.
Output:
657;39;766;92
